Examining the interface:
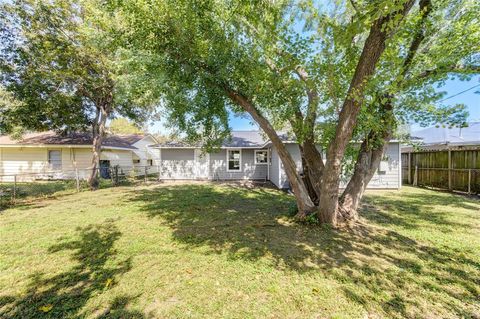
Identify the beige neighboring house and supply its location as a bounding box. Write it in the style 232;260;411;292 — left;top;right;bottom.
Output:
0;131;159;182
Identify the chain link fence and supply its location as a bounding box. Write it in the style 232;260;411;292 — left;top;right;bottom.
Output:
0;165;160;209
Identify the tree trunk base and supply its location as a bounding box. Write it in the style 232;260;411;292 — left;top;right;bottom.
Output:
336;205;359;227
294;206;317;222
88;176;100;190
293;203;359;227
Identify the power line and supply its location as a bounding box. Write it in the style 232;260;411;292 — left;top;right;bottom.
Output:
438;83;480;103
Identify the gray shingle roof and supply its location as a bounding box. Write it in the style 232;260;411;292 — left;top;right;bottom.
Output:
413;122;480;145
153;131;293;148
223;131;268;147
0;131;146;149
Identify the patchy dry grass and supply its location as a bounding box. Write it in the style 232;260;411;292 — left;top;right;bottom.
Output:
0;183;479;318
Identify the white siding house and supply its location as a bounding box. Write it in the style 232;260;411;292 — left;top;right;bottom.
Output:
151;131;402;190
0;132;158;182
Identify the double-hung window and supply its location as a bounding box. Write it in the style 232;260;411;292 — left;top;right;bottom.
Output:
227;149;241;171
254;150;269;164
48;150;62;170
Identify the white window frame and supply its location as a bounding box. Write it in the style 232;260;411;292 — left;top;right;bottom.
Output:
48;149;62;170
254;149;269;165
226;149;242;172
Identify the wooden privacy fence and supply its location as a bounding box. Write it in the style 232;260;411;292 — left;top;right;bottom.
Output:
402;149;480;194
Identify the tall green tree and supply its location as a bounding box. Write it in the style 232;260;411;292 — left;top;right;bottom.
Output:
0;0;153;188
0;85;24;136
109;0;479;226
337;0;479;220
108;118;143;135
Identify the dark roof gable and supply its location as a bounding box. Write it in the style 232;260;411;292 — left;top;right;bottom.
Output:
0;131;148;149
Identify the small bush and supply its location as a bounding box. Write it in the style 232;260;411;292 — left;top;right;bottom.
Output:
287;202;298;216
305;213;320;225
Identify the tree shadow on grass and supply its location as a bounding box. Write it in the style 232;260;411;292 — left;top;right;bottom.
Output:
0;220;141;319
362;187;480;232
129;184;480;318
0;179;119;211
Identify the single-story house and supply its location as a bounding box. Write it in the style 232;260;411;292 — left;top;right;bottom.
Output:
0;132;159;181
152;131;402;189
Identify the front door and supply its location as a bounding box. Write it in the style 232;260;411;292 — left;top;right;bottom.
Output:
194;149;209;179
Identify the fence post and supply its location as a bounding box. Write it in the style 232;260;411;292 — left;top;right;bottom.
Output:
109;167;114;185
144;166;147;183
468;169;472;194
13;175;17;204
75;168;80;192
408;153;411;184
414;165;418;186
448;150;452;190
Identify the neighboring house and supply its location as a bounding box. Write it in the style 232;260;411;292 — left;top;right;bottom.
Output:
400;123;480;192
402;122;480;152
0;132;159;181
152;131;402;189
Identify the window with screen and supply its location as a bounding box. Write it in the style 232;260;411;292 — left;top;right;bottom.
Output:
255;150;269;164
227;149;241;171
48;150;62;170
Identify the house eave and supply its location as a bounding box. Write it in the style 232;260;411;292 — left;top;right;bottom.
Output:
150;146;268;149
0;144;137;151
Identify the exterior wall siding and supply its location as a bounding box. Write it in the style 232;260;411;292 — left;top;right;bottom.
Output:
278;144;303;189
269;148;281;188
346;142;401;189
209;149;268;180
160;149;195;179
274;142;400;190
0;147;48;181
0;147;136;182
132;136;158;166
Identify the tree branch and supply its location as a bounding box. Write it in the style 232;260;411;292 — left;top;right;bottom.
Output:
417;65;480;79
401;0;432;76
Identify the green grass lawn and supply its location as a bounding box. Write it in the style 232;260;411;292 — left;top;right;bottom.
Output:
0;179;105;209
0;183;479;319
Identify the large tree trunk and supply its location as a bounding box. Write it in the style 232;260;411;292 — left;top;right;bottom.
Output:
224;86;316;215
88;105;109;189
289;111;324;204
294;67;324;201
339;131;392;219
317;0;415;226
299;144;319;205
302;136;323;200
338;0;432;222
339;99;394;218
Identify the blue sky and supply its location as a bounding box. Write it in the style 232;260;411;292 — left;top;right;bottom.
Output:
150;76;480;135
409;76;480;131
434;76;480;120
